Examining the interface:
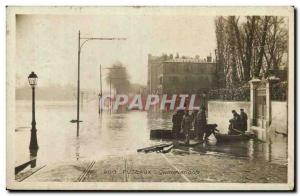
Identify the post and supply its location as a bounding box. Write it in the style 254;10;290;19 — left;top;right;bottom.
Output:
29;86;38;156
99;64;102;115
77;30;80;137
109;78;112;114
249;78;261;128
81;91;84;110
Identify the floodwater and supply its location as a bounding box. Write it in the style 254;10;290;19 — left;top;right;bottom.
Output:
15;100;288;167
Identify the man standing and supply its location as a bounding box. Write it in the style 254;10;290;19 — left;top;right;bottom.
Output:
192;110;199;139
197;106;207;141
182;110;192;145
240;109;248;132
172;110;184;140
229;110;241;135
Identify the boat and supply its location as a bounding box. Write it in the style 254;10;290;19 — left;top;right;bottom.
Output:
150;124;217;140
150;129;173;139
150;129;196;140
214;132;256;142
137;143;173;153
177;140;204;147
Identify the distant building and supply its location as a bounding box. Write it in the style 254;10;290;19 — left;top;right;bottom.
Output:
147;53;217;94
147;54;167;94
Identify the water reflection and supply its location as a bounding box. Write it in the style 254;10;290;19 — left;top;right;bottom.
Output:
75;137;80;161
15;100;287;167
168;133;287;165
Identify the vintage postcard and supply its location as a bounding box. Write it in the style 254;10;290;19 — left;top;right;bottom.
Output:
6;6;294;190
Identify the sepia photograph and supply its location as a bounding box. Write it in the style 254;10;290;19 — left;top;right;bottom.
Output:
6;6;294;190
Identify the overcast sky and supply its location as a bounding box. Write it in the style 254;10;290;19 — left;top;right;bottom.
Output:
16;11;216;91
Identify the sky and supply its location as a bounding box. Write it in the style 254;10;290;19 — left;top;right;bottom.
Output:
16;10;216;91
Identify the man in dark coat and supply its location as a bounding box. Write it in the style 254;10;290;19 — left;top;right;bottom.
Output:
182;110;192;145
196;106;207;141
172;110;184;140
240;109;248;132
228;110;241;135
192;110;199;139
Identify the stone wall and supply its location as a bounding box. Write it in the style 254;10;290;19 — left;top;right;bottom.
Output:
207;101;287;134
270;101;288;133
207;101;250;134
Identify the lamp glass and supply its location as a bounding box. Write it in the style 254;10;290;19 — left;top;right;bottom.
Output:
28;72;38;87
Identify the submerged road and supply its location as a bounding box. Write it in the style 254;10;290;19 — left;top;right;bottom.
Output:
14;100;289;189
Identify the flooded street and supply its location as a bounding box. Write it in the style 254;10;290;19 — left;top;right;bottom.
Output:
9;8;292;189
15;100;287;167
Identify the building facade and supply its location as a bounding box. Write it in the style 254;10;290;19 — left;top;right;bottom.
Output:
147;54;217;94
147;54;167;94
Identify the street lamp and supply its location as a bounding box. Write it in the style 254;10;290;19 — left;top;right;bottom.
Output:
28;71;39;156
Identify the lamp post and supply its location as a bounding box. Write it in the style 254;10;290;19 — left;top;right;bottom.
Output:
28;71;39;156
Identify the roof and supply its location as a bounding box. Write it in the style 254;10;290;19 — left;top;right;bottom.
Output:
164;58;215;63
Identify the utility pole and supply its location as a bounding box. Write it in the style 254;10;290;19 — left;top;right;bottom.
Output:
81;91;84;110
99;64;102;115
77;31;80;137
109;77;112;114
74;30;126;137
100;65;102;96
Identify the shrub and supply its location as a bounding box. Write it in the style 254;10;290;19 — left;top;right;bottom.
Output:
209;82;287;101
271;81;288;101
208;85;250;101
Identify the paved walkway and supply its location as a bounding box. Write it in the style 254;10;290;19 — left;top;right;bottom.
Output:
16;152;287;183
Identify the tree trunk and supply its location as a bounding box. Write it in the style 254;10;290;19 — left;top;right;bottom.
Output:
244;17;257;81
254;16;270;77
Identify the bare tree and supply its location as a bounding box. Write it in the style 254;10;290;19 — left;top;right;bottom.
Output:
215;16;226;88
263;17;288;76
254;16;271;77
243;16;257;81
227;16;240;87
214;15;288;87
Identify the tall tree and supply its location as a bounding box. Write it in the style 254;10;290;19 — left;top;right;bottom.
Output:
215;16;226;88
106;62;130;94
243;16;257;81
263;17;288;76
214;15;288;87
231;16;246;80
254;16;270;77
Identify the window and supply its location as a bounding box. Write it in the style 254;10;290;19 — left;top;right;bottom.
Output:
185;65;191;73
159;76;163;85
171;65;175;73
172;76;179;83
198;66;204;73
174;64;178;73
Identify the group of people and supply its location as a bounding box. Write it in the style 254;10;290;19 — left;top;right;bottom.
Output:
228;109;248;135
172;106;210;145
172;107;249;144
